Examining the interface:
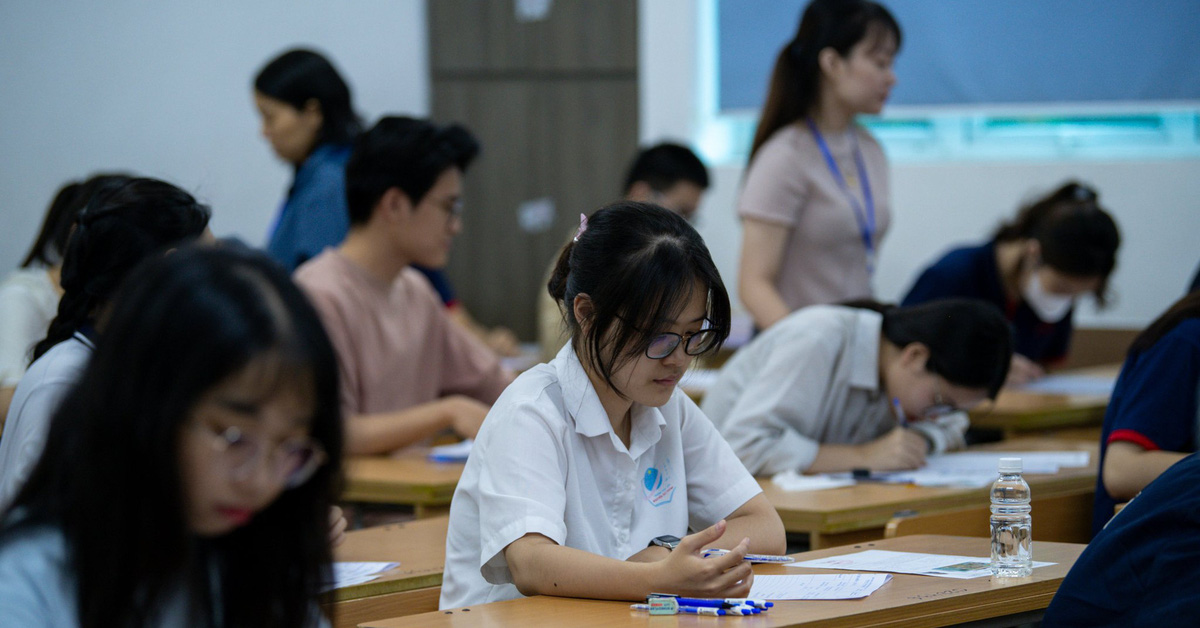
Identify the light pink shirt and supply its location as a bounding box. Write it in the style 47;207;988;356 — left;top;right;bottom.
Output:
294;250;510;418
738;122;890;311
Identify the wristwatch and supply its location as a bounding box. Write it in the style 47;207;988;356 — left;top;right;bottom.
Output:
649;535;681;551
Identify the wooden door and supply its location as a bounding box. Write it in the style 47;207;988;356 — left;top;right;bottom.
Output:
428;0;639;340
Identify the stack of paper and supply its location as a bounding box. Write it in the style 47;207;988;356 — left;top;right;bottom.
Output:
748;573;892;599
428;439;474;463
321;561;400;592
790;549;1054;580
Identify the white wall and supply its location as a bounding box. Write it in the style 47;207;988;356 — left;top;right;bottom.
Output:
0;1;429;272
640;0;1200;330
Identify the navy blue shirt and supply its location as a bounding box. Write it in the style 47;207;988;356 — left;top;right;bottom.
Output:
266;143;352;273
1044;453;1200;626
902;241;1072;364
1091;318;1200;535
412;265;458;308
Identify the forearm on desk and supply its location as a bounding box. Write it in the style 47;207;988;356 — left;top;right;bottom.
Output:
505;534;661;600
1102;441;1187;500
343;403;455;455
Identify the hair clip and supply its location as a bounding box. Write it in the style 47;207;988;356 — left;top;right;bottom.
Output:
573;213;588;242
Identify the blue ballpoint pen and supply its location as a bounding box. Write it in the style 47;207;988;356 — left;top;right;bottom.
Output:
667;596;768;611
893;396;907;427
678;605;726;616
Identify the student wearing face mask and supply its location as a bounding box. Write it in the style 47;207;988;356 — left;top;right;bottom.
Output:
902;182;1120;386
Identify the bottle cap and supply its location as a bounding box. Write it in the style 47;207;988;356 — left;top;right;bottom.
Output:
998;457;1022;473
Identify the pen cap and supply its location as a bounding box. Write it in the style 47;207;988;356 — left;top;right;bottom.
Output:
998;457;1022;474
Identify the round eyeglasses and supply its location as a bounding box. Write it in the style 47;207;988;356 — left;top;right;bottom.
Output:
645;329;720;360
197;423;327;489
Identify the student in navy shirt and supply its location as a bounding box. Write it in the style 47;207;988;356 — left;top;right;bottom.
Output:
902;182;1119;385
1091;292;1200;535
254;49;362;272
1044;453;1200;625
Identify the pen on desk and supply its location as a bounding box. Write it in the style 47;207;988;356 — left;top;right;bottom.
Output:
892;397;907;427
679;606;726;616
649;596;769;611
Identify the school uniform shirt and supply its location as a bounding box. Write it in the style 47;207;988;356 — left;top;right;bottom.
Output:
1090;318;1200;535
265;143;352;273
902;241;1072;365
0;521;330;627
0;267;59;388
294;250;510;421
1043;453;1200;626
0;334;93;512
439;344;763;608
701;305;967;476
738;123;890;311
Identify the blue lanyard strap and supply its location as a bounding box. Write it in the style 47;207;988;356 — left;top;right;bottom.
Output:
805;118;877;274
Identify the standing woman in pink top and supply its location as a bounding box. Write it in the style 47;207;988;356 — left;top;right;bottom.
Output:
737;0;900;330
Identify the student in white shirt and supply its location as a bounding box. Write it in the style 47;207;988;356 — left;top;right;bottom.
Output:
702;300;1013;476
0;174;130;423
0;178;212;511
0;244;341;627
441;202;786;608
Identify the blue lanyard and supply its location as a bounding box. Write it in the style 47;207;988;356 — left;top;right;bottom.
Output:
806;118;877;274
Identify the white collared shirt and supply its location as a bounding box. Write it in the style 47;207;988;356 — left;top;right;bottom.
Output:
440;344;762;608
702;305;967;476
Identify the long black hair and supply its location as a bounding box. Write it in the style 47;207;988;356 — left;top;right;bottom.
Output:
750;0;901;162
19;174;132;269
254;48;362;148
547;201;731;394
4;243;344;628
1129;291;1200;356
992;181;1120;305
31;177;211;361
848;298;1013;399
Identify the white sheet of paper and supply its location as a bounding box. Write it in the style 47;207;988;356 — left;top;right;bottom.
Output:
428;439;474;463
748;573;892;599
772;470;856;492
322;561;400;592
790;549;1054;579
825;450;1091;487
1017;374;1115;397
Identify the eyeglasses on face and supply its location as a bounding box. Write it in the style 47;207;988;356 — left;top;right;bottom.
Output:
196;423;327;489
644;329;720;360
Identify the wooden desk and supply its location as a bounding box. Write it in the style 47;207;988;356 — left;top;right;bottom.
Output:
363;535;1084;628
324;516;449;628
343;449;465;517
969;364;1119;438
762;439;1098;548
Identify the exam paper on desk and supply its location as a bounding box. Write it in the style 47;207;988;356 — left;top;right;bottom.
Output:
821;450;1091;488
748;573;892;600
790;550;1054;580
321;561;400;592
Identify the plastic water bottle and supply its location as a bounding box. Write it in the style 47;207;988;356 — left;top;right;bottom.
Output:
990;457;1032;577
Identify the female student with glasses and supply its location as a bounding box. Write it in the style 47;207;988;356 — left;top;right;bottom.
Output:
701;299;1013;476
0;244;343;627
440;202;785;608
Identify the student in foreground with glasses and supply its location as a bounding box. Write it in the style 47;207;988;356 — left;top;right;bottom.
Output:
702;300;1013;476
440;202;785;608
0;244;343;627
294;116;512;455
902;181;1120;386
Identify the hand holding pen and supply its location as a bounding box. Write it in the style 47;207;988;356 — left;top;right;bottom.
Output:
649;519;754;599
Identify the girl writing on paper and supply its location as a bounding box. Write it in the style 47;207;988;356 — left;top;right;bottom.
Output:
737;0;901;330
902;181;1120;385
702;299;1012;476
441;202;785;607
0;244;343;627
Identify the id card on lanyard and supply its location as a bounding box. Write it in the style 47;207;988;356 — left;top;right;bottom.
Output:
805;118;877;275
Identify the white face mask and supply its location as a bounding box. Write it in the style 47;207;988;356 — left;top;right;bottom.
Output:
1022;270;1074;323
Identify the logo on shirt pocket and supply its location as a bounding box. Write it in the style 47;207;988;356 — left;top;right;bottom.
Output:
643;459;676;507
